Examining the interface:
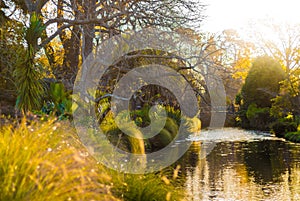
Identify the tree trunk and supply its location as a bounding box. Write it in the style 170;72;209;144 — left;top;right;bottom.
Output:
54;0;81;90
82;0;96;61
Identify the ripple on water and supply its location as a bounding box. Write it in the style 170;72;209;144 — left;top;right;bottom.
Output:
187;127;285;143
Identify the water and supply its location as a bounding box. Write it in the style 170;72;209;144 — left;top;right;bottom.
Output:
180;128;300;201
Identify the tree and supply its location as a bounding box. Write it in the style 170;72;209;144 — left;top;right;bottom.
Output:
270;72;300;118
181;29;254;127
33;0;205;89
1;0;206;111
250;21;300;74
15;12;46;111
238;56;285;130
214;29;254;101
248;21;300;117
0;10;25;114
243;21;300;132
241;56;285;108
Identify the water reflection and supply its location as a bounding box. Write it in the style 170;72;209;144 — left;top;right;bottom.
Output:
181;128;300;200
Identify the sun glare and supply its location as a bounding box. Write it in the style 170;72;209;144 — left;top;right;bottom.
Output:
202;0;300;37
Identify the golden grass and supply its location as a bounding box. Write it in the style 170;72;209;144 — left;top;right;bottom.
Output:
0;118;118;201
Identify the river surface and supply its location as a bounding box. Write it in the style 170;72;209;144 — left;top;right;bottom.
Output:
180;128;300;201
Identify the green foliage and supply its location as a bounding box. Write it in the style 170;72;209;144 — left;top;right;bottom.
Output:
270;114;299;138
149;118;178;150
110;171;184;201
43;83;73;119
24;13;45;50
100;104;200;152
14;48;45;111
0;118;117;201
235;92;242;105
244;104;271;130
246;104;269;120
270;76;300;118
271;120;297;138
164;106;182;125
15;13;46;112
270;95;292;118
0;20;25;115
130;106;152;127
241;56;285;108
114;114;145;154
100;111;132;152
284;131;300;143
237;56;285;130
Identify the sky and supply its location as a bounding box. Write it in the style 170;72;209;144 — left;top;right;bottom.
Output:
201;0;300;34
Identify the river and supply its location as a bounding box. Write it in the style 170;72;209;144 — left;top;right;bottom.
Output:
180;128;300;200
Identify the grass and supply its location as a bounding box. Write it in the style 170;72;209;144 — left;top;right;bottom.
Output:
0;116;186;201
0;117;117;201
109;167;185;201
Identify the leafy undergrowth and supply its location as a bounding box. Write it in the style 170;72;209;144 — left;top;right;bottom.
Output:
284;131;300;143
0;117;186;201
0;118;117;201
110;168;185;201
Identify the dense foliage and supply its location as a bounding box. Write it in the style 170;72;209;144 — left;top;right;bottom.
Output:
235;53;300;142
242;56;285;108
237;56;285;130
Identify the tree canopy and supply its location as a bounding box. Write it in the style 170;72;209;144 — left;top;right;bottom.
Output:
241;56;285;108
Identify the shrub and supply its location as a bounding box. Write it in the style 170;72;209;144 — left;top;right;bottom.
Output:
271;120;297;138
284;131;300;143
100;105;200;152
245;104;272;130
37;82;73;120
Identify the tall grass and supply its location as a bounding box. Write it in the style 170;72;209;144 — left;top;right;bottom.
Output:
0;118;118;201
0;116;187;200
110;168;185;201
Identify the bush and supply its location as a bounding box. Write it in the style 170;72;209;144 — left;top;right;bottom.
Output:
100;105;200;153
284;131;300;143
244;104;272;130
271;121;297;138
36;82;73;120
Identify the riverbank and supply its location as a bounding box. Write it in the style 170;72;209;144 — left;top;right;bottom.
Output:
0;117;184;200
